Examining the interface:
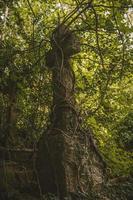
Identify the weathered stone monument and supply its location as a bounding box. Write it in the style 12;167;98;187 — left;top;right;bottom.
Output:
36;24;105;199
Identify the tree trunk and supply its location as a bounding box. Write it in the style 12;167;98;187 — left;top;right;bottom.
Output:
6;78;18;146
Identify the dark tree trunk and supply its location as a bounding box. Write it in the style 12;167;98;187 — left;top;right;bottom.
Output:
6;87;17;146
0;79;17;146
37;25;105;199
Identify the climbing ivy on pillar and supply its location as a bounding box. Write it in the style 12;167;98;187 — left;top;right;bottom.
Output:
46;24;80;133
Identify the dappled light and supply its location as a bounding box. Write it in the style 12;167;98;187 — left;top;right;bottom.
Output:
0;0;133;200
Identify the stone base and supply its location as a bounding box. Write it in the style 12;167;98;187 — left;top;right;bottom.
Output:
37;130;105;199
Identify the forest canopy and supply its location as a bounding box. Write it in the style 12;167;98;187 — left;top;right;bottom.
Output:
0;0;133;178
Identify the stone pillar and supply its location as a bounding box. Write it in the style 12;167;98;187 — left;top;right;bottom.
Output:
37;24;105;199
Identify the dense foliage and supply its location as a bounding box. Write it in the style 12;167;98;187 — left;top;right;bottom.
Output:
0;0;133;177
